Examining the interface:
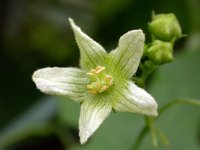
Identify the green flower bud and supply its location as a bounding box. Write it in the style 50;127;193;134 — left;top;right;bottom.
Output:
148;13;182;41
146;40;173;65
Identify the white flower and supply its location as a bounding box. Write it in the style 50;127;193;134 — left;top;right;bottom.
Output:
32;18;158;144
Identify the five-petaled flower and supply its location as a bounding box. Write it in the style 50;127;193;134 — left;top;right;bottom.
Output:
32;18;158;144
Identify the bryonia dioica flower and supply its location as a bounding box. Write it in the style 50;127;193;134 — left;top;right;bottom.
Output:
32;18;158;144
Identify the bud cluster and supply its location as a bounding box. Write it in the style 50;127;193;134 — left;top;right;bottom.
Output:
145;12;182;65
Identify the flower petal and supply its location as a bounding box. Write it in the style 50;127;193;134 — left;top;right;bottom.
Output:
79;98;112;144
32;67;89;102
108;30;144;79
113;81;158;116
69;18;107;70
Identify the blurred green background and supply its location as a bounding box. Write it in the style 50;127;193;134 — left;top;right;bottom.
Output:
0;0;200;150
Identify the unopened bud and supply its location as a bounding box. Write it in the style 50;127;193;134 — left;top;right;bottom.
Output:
146;40;173;65
148;13;182;41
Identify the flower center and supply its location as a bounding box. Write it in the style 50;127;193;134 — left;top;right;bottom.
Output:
86;66;113;94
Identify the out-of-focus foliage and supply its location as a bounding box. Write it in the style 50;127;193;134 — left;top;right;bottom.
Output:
0;0;199;150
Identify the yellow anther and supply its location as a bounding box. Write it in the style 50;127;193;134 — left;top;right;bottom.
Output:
87;85;97;94
88;89;98;94
86;72;93;76
101;85;109;91
96;66;106;73
87;66;105;76
105;75;113;86
90;69;97;74
86;66;113;94
87;84;92;89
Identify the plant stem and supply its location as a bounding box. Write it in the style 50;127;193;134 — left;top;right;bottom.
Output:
132;125;148;150
131;60;158;150
131;98;200;150
159;98;200;115
132;117;149;150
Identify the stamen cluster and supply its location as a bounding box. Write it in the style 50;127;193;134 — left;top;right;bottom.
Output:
87;66;113;94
